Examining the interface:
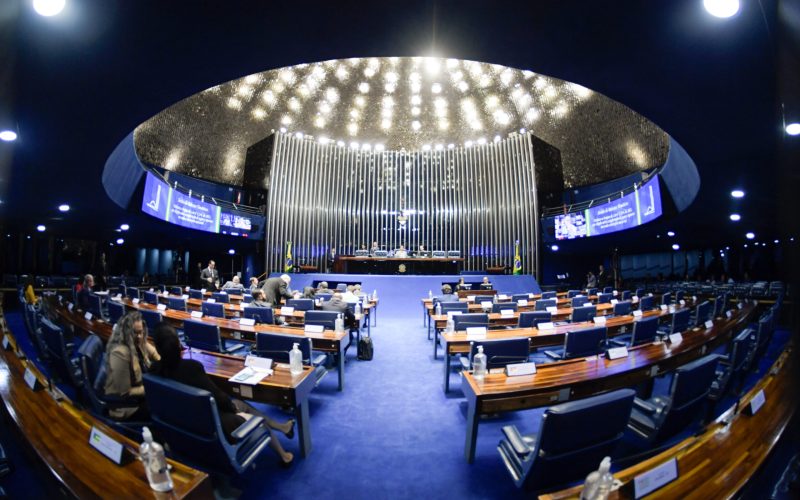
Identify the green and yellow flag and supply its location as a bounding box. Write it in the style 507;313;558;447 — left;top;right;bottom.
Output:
513;240;522;275
284;241;293;273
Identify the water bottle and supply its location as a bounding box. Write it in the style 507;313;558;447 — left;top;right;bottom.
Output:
595;457;614;499
445;318;454;333
355;301;362;317
139;427;173;492
435;302;442;316
289;342;303;375
473;345;487;380
580;470;601;500
372;289;378;301
428;290;433;299
335;313;344;333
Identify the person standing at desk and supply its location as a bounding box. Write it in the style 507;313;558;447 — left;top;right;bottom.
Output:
200;260;219;291
262;274;293;306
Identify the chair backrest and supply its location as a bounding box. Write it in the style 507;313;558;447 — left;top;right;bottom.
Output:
630;317;659;346
242;294;254;303
520;388;636;491
602;287;613;294
540;291;557;300
635;288;645;297
571;296;589;308
167;297;187;311
730;328;755;374
518;311;551;328
189;289;203;299
713;293;728;318
335;283;347;291
675;290;685;301
661;292;672;306
40;317;68;361
571;305;596;323
170;287;183;295
143;291;159;305
118;284;127;296
126;287;141;300
535;299;557;311
254;333;312;363
140;309;163;330
586;288;598;297
317;293;333;302
183;320;224;352
567;290;580;298
621;290;632;301
440;302;469;314
694;301;713;326
511;294;530;302
597;293;612;304
613;301;632;316
562;326;606;359
242;306;274;325
88;293;104;317
658;354;719;439
304;310;339;329
211;292;230;303
639;295;655;312
469;338;530;369
107;300;125;324
201;301;225;318
670;308;691;333
286;298;314;311
453;313;489;331
492;302;518;313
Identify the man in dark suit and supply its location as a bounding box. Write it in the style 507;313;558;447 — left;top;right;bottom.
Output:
597;264;608;288
327;247;337;273
200;260;218;290
321;292;358;331
261;274;294;306
77;274;94;310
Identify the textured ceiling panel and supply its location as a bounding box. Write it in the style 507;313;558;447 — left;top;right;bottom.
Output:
134;57;669;189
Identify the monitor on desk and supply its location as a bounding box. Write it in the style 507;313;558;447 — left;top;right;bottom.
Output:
415;251;430;258
354;250;369;257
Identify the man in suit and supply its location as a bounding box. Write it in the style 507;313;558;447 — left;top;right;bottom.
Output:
597;264;607;288
200;260;218;291
327;247;337;273
322;292;358;331
261;274;294;306
77;274;95;310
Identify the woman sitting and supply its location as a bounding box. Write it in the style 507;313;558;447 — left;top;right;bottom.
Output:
104;311;160;420
149;323;296;466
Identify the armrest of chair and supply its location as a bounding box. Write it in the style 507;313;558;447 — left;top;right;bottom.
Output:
459;357;470;370
633;397;658;414
311;353;327;366
231;416;265;440
543;350;562;360
502;425;532;456
225;343;245;354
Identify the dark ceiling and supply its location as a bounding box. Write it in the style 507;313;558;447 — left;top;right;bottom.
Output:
0;0;798;259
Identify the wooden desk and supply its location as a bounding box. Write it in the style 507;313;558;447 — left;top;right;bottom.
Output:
0;328;211;498
460;302;756;463
542;345;796;499
339;255;464;274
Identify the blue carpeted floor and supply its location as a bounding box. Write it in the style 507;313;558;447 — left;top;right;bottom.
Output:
0;277;792;499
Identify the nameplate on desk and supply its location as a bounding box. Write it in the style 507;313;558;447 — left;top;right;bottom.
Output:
162;291;169;296
68;303;74;312
632;310;643;318
280;306;294;315
528;293;535;299
89;426;125;464
190;311;203;319
2;336;10;350
132;298;140;305
634;457;678;499
239;318;256;326
606;346;629;360
704;320;714;330
497;294;508;300
692;295;697;302
612;290;619;296
593;316;607;325
207;298;216;303
505;362;537;376
679;300;686;306
546;306;558;314
114;293;122;300
24;367;41;390
517;299;528;307
738;302;744;310
201;288;207;293
220;291;227;295
305;324;324;333
538;322;555;330
182;294;189;299
668;332;683;344
748;389;766;415
632;296;639;303
610;299;619;305
156;304;167;311
467;295;476;302
660;304;668;311
84;312;93;321
447;311;463;319
466;327;487;339
500;309;515;317
726;310;733;319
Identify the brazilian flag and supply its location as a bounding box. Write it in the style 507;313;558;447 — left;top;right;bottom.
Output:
513;240;522;275
285;241;294;273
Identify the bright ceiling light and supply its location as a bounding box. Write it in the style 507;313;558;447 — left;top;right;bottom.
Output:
667;231;675;237
774;239;779;244
550;245;559;251
0;130;17;142
745;232;755;240
786;123;800;136
116;238;124;245
672;244;680;250
729;213;741;221
58;204;70;212
228;249;235;255
33;0;66;17
703;0;739;18
120;224;130;231
36;225;46;232
730;189;745;198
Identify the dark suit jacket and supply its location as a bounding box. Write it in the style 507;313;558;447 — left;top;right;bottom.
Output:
200;267;218;289
321;297;357;329
77;286;93;310
262;277;292;306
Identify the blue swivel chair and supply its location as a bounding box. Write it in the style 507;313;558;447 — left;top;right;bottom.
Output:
661;292;672;306
189;289;203;300
621;291;632;301
749;311;775;370
304;310;339;329
610;316;659;347
453;313;490;331
571;296;589;308
535;299;557;311
253;334;327;386
170;286;183;296
183;320;243;354
211;292;230;303
286;298;314;311
492;302;518;313
242;294;254;303
201;301;225;319
539;326;607;362
658;308;691;336
638;295;655;312
692;301;713;327
628;354;718;443
571;305;597;323
336;283;347;292
676;290;685;301
586;288;598;297
140;309;163;331
88;293;106;319
602;286;613;294
713;293;728;318
474;295;494;305
710;329;754;401
517;311;551;328
127;287;141;300
440;302;469;314
635;288;645;298
567;290;580;298
540;291;557;300
107;300;125;325
497;388;636;491
459;337;531;371
143;291;160;305
167;297;187;311
40;318;82;387
511;294;530;303
596;293;612;304
612;301;632;316
243;306;275;325
142;374;273;476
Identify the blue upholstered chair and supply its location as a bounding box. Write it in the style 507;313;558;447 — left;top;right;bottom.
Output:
167;297;187;312
511;294;530;303
188;289;203;300
497;388;635;491
254;334;327;386
602;286;613;294
458;337;530;372
243;306;275;325
538;326;606;362
610;316;659;347
139;309;163;331
596;293;612;304
440;302;469;314
286;298;314;311
628;354;718;443
242;294;254;303
540;291;557;300
304;310;339;330
40;317;82;387
692;301;713;327
107;300;125;325
170;286;183;296
709;328;754;401
183;320;244;354
535;299;557;311
566;290;580;298
612;301;632;316
142;374;273;475
621;290;632;301
201;301;225;319
571;296;589;308
126;287;141;300
143;291;160;306
571;305;596;323
638;295;655;312
661;292;672;306
452;313;489;332
658;308;690;336
211;292;230;303
492;302;518;313
517;311;551;328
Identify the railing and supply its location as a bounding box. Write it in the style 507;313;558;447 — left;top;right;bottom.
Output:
541;171;657;217
146;166;263;216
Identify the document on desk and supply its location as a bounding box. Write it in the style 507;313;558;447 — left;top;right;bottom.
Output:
229;356;273;385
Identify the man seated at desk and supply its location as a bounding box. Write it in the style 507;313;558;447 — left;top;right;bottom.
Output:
480;276;493;290
248;277;261;295
415;244;429;258
317;281;331;293
394;244;409;258
321;292;358;329
370;241;380;256
221;275;243;291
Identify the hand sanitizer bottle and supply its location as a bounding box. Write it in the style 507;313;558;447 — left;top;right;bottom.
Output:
140;427;173;492
595;457;613;499
435;302;442;316
428;290;433;299
446;318;454;333
473;345;487;380
289;343;303;375
335;313;344;333
372;290;378;301
355;301;362;317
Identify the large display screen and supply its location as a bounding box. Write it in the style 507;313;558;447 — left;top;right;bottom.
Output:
554;176;662;240
142;172;222;234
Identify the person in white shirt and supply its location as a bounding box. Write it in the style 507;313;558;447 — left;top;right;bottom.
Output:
394;244;408;258
342;285;359;303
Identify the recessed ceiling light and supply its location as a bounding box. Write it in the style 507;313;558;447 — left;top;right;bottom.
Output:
0;130;17;142
228;249;235;255
116;238;124;245
745;232;755;240
667;231;675;237
703;0;740;18
774;239;779;244
120;224;130;231
58;204;70;212
786;123;800;136
33;0;66;17
731;189;745;198
729;213;741;221
550;245;559;251
672;244;680;250
36;225;46;232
